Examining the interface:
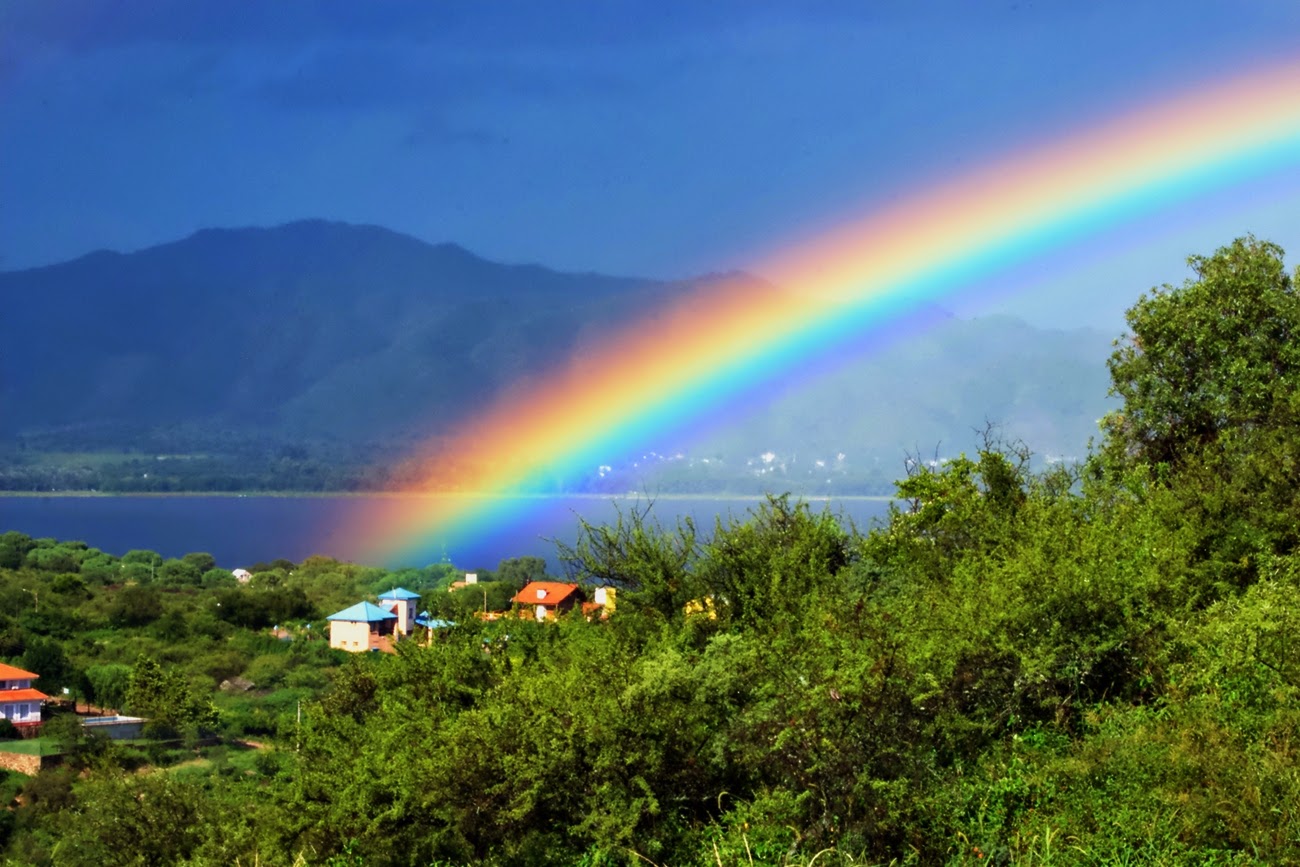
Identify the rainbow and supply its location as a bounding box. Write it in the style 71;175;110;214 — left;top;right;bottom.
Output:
342;59;1300;567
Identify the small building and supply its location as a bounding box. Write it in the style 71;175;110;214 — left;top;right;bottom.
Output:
327;601;398;653
414;612;456;644
0;663;49;732
449;572;479;592
582;586;617;620
378;587;421;636
81;715;146;740
415;613;456;631
512;581;583;622
232;568;253;584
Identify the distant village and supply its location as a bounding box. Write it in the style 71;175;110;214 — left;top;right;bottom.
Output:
324;575;616;654
1;567;617;758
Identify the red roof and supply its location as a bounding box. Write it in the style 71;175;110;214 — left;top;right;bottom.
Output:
512;581;581;607
0;663;38;681
0;688;49;703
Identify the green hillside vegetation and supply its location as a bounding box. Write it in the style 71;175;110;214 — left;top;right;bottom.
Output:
1;236;1298;864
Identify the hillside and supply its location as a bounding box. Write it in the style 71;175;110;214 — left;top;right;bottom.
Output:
0;220;681;440
3;236;1298;866
0;221;1114;490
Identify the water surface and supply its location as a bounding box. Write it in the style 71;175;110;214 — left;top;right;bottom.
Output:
0;494;893;571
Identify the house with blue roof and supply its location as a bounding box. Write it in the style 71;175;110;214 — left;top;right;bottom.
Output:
327;601;399;653
377;587;421;636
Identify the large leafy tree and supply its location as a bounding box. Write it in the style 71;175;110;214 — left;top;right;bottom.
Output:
125;654;219;737
494;556;549;591
1102;237;1300;577
1104;236;1300;468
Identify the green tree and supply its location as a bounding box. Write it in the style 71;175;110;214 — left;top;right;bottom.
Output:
125;655;219;737
19;767;76;818
50;771;213;865
42;712;110;768
156;557;201;587
19;635;74;693
106;584;163;628
694;494;852;628
85;664;133;711
181;551;217;574
1104;236;1300;468
120;548;163;568
1101;238;1300;582
78;551;120;584
0;531;35;569
201;566;236;588
24;545;81;573
559;504;697;618
495;556;549;591
442;580;516;617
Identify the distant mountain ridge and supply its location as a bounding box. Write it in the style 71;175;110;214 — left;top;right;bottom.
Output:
0;220;689;441
0;220;1116;487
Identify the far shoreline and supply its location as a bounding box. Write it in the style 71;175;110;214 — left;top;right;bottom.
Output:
0;489;896;503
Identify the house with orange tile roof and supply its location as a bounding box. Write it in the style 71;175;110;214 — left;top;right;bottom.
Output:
0;663;48;731
512;581;584;621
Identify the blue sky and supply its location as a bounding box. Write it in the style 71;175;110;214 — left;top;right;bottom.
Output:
3;0;1298;329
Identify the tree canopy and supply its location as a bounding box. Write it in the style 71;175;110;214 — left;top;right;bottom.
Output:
1104;235;1300;468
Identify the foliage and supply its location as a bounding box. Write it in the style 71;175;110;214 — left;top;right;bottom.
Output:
1104;235;1300;469
84;664;132;711
18;636;74;693
493;556;551;591
125;654;219;737
105;584;162;628
40;712;110;768
557;502;698;618
439;580;517;618
4;235;1300;866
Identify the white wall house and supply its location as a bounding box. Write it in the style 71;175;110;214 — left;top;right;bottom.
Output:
0;663;49;731
326;601;398;653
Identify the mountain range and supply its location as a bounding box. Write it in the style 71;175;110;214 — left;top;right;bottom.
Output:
0;220;1116;490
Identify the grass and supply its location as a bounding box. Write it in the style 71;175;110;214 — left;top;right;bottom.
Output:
166;743;270;782
0;737;53;756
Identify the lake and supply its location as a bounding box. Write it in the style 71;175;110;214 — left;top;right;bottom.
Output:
0;494;895;572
